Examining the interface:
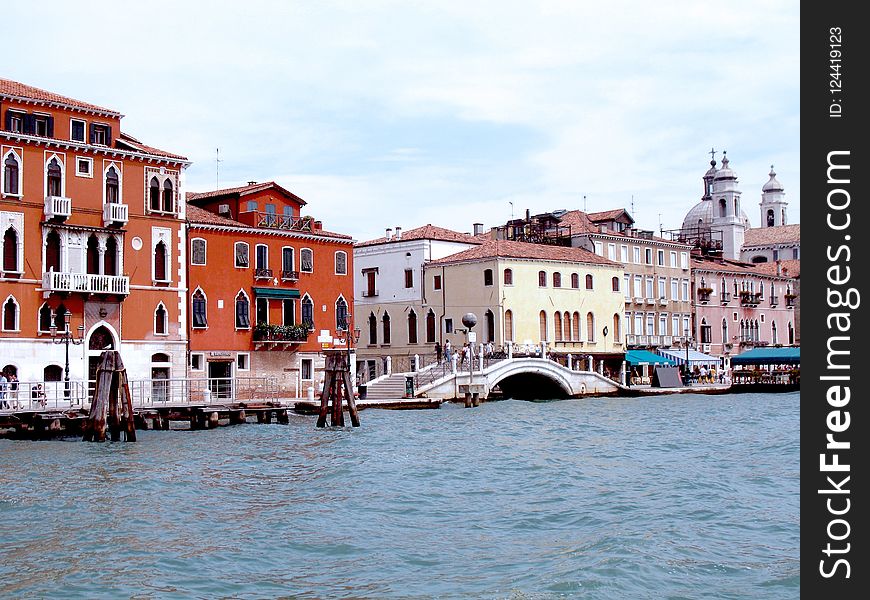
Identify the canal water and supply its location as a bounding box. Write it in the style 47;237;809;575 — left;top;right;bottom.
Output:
0;392;799;599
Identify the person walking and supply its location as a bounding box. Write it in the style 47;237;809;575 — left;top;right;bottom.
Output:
435;341;442;364
445;340;452;364
0;372;8;409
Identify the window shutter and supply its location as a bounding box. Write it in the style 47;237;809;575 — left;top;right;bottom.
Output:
89;123;96;144
3;109;11;131
23;114;36;135
106;125;113;146
47;116;54;138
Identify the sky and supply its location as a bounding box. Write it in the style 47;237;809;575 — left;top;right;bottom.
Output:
5;0;799;242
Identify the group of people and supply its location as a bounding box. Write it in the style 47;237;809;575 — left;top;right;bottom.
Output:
690;364;724;384
0;370;20;410
434;341;497;367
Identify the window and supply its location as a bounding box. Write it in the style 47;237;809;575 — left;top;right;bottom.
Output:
282;299;295;326
255;244;269;271
613;314;621;341
234;242;249;268
264;203;277;226
34;114;51;137
681;280;689;301
659;314;668;335
644;248;652;265
612;276;620;292
191;290;207;328
191;239;206;265
585;274;593;290
3;226;19;272
658;277;666;299
368;313;377;345
624;275;630;299
300;248;313;273
444;318;452;334
483;269;493;286
105;166;119;204
256;297;268;325
162;180;174;212
620;245;628;262
593;241;603;256
670;251;677;267
554;312;562;342
190;353;204;371
76;157;92;177
149;177;160;211
552;272;561;288
657;249;665;266
671;279;678;301
404;268;414;288
154;241;168;281
301;295;314;329
607;244;616;260
538;271;547;287
365;270;378;296
633;275;642;297
646;314;655;336
70;119;86;142
46;157;63;197
237;353;250;371
407;310;418;344
680;252;689;270
586;312;595;342
572;311;580;340
155;303;168;335
433;275;442;290
503;269;513;285
792;248;799;259
571;273;579;289
282;247;295;276
539;311;548;342
6;111;23;133
38;303;53;332
2;296;19;331
335;251;347;275
44;365;63;382
336;297;348;330
633;247;641;264
90;123;110;145
235;292;251;328
382;312;392;343
673;316;680;337
504;310;513;342
301;358;313;380
3;152;21;195
683;316;690;337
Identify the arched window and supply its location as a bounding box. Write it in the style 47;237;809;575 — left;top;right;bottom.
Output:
611;276;619;292
368;313;378;345
336;297;348;331
485;310;495;343
554;312;563;342
503;268;513;285
149;177;161;211
155;303;168;335
407;309;417;344
572;311;580;340
539;311;548;342
382;312;391;344
538;270;547;287
162;179;174;212
571;273;579;289
282;247;295;275
3;227;18;272
301;295;314;329
586;312;595;342
46;158;62;197
335;251;347;275
154;241;167;281
38;303;53;332
482;268;494;286
45;230;61;272
613;314;621;341
504;309;513;342
722;318;728;344
767;209;775;227
563;311;571;341
44;365;63;382
427;310;436;343
104;236;118;276
235;292;250;328
3;152;20;195
191;290;207;328
191;238;207;266
552;272;561;288
86;234;100;275
105;166;119;204
300;248;314;273
255;244;269;272
788;321;794;345
771;321;778;345
54;303;67;332
719;198;727;217
585;274;593;290
2;296;19;331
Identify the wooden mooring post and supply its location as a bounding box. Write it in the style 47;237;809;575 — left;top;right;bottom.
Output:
82;350;137;442
316;350;360;428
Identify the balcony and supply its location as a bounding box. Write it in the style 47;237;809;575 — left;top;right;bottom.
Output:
253;324;311;350
44;195;71;220
697;288;712;303
720;292;731;304
633;297;645;305
43;271;129;296
280;270;299;281
769;295;779;307
645;297;656;305
785;295;797;308
103;202;128;227
658;298;668;306
739;292;762;307
254;268;273;279
238;211;320;233
362;290;379;298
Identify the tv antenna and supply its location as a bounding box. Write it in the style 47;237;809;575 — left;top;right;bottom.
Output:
215;148;222;189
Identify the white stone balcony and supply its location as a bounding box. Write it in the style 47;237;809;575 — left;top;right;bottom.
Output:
42;271;130;296
45;195;72;220
103;202;129;226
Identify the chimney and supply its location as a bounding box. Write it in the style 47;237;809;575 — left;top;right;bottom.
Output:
313;220;323;231
775;259;782;276
386;228;393;240
525;208;530;221
473;222;484;236
395;227;402;239
625;227;634;237
247;181;257;186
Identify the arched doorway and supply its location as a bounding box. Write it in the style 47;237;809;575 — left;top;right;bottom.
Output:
87;324;117;398
151;353;171;403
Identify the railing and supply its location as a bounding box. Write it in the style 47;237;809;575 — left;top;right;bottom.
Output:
362;290;379;297
697;289;712;303
44;195;71;219
739;292;762;306
42;271;130;295
254;268;273;279
0;380;89;412
102;202;129;226
252;211;313;232
769;295;779;306
280;270;299;281
785;295;796;307
720;292;731;303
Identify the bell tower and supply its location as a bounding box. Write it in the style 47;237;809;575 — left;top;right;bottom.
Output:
759;165;787;227
710;153;745;260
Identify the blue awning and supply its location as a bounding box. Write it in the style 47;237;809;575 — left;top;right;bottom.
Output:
252;287;300;299
657;348;721;366
626;350;677;366
731;347;800;365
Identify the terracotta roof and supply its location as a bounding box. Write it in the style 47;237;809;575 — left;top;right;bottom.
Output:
429;239;622;267
186;204;352;239
752;259;801;278
743;224;801;247
588;208;634;224
0;77;120;116
557;210;682;244
187;181;307;206
358;224;482;247
691;256;793;278
116;132;187;161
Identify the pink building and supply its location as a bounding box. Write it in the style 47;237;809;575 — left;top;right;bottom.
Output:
691;256;797;359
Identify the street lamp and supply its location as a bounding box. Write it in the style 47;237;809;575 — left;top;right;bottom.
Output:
683;328;692;383
50;309;85;402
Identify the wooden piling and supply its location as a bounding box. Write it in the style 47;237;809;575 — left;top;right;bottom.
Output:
208;412;220;428
83;351;137;442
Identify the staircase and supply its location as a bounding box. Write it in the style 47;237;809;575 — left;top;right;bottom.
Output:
363;374;409;400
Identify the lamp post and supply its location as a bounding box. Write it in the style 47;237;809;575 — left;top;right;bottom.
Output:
461;313;478;406
50;309;85;403
345;313;362;387
684;327;691;384
602;325;609;375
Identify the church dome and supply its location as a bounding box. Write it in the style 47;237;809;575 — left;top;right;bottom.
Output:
762;166;784;192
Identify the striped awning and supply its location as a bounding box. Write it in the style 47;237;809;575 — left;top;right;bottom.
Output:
657;348;720;366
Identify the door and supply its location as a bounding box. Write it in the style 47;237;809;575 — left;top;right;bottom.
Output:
208;361;232;399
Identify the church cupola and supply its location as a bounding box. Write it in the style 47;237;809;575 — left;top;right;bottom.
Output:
760;165;787;227
710;152;746;260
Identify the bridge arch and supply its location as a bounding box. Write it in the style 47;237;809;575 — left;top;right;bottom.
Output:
488;359;575;400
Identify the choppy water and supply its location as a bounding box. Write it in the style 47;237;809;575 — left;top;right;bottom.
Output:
0;392;799;599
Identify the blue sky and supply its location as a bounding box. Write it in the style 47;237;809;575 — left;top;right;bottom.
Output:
5;0;799;242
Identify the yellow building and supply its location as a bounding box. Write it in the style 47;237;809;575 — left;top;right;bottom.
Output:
424;239;625;368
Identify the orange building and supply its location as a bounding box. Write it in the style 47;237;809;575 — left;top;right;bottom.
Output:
1;78;189;390
186;182;354;397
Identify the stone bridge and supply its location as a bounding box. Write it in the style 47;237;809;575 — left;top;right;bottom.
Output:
416;357;624;400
